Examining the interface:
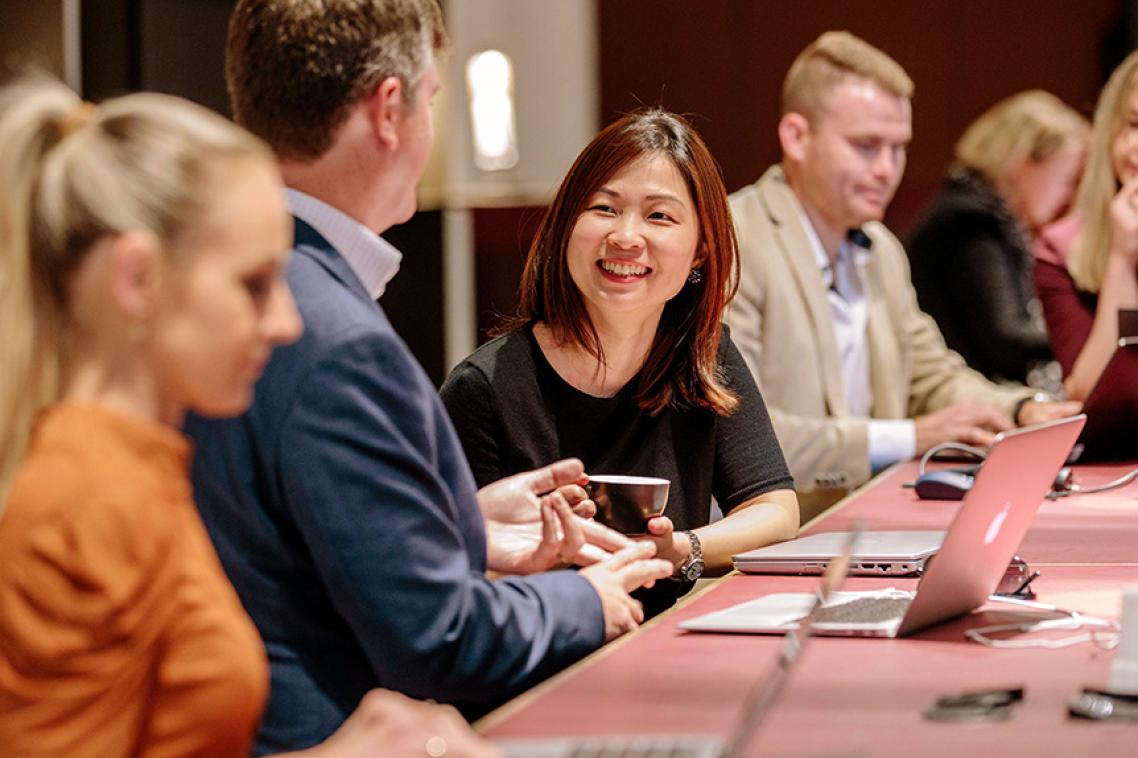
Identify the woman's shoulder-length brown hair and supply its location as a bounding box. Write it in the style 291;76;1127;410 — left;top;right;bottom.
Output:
508;107;740;416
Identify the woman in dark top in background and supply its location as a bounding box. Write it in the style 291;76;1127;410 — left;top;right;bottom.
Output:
441;108;798;615
907;91;1087;388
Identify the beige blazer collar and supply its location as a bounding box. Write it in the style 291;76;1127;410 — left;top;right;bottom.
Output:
756;166;848;416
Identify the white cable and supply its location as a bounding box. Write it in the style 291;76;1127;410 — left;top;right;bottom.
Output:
1066;466;1138;496
966;605;1120;649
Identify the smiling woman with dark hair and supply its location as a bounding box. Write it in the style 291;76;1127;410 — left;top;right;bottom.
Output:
442;108;799;615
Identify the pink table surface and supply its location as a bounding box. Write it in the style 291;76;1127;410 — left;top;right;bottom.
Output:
811;461;1138;566
481;459;1138;756
480;567;1137;757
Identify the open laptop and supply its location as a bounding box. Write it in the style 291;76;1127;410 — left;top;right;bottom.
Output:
493;531;860;758
732;530;943;576
1077;339;1138;461
680;415;1085;638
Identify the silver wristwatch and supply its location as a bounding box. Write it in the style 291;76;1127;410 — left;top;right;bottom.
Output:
675;530;704;582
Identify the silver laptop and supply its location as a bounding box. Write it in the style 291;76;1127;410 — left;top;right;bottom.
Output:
732;530;943;576
494;531;861;758
680;415;1086;638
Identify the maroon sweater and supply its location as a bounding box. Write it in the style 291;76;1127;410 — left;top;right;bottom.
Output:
1034;215;1138;459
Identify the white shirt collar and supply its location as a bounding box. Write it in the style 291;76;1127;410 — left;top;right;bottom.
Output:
791;191;874;417
789;195;870;286
286;188;402;299
788;191;916;468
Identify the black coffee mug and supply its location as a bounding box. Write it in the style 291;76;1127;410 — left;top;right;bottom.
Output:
585;475;670;535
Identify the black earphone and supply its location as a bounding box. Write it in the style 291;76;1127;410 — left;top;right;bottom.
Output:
1052;466;1075;494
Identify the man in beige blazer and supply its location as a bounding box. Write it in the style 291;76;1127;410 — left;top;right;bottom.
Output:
725;32;1078;519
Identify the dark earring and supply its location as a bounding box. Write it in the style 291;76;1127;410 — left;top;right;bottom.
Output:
687;268;703;285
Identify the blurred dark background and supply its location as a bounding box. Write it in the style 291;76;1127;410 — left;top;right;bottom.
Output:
2;0;1133;383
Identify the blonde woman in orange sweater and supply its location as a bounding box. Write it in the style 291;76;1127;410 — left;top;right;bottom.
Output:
0;78;498;758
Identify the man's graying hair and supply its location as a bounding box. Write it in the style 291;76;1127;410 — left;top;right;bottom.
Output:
226;0;447;160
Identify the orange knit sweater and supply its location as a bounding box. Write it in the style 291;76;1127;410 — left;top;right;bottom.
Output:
0;404;268;757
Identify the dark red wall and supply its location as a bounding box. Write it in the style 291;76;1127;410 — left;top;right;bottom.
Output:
596;0;1124;236
472;207;547;342
471;1;1128;357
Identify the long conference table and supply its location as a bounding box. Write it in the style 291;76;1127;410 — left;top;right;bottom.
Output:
477;461;1138;756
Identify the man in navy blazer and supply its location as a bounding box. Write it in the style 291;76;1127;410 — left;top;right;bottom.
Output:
187;1;671;753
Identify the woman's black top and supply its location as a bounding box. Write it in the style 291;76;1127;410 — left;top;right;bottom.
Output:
440;325;794;616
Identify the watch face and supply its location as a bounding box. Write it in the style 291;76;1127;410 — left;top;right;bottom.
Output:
684;558;705;581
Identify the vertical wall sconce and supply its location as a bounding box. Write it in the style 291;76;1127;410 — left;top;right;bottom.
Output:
465;49;519;171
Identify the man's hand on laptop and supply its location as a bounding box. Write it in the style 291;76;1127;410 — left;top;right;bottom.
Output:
914;402;1013;454
478;458;632;575
1015;398;1082;427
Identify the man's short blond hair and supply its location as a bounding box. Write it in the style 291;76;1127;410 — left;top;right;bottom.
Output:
781;31;914;118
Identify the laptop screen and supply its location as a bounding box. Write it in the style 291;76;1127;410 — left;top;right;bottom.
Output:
1077;344;1138;461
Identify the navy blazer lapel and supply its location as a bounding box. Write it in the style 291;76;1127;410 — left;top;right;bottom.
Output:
292;217;376;305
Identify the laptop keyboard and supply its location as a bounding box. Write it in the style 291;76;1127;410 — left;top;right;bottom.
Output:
563;743;716;758
498;736;723;758
810;596;912;624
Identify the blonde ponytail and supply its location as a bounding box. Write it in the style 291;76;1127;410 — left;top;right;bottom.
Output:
0;78;271;513
0;81;76;510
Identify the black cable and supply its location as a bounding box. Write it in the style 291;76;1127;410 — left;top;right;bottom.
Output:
917;442;987;477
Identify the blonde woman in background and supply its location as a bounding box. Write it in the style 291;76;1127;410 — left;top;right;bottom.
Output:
1034;51;1138;457
907;90;1088;389
0;79;499;758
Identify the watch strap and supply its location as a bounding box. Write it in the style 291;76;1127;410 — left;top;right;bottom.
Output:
676;530;703;581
